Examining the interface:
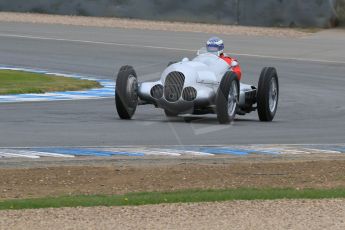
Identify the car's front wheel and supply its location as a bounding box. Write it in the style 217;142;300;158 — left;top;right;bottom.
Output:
216;72;239;124
115;65;138;119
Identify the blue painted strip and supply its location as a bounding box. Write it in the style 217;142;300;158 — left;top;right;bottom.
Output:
108;151;145;156
246;149;282;154
2;146;344;159
199;148;249;155
30;148;145;157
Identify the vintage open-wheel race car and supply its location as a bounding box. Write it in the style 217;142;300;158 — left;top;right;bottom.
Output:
115;48;279;124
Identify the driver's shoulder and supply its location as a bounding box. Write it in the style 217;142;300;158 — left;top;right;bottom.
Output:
221;52;231;58
222;53;240;63
220;53;235;61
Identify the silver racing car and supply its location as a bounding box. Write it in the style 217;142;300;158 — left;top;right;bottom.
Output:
115;48;279;124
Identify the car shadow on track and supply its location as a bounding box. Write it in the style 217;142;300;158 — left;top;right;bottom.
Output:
116;116;260;124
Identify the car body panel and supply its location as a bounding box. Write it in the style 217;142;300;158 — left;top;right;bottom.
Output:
137;52;257;114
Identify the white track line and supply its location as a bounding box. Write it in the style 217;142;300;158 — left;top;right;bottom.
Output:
157;149;214;156
131;150;181;156
103;148;181;156
0;33;193;51
103;148;213;156
15;150;75;158
0;150;74;158
302;148;341;154
0;151;40;159
278;149;312;154
2;144;344;149
0;33;344;65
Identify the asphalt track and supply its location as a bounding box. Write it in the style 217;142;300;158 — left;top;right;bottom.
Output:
0;22;345;147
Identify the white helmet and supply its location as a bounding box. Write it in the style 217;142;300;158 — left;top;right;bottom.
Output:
206;37;224;55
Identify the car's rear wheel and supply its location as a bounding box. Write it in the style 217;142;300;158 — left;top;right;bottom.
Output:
257;67;279;121
115;65;138;119
216;72;239;124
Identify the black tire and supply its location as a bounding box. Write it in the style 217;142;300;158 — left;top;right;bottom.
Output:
115;65;138;119
257;67;279;122
216;72;239;124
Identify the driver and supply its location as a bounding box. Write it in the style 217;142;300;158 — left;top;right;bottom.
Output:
206;37;242;80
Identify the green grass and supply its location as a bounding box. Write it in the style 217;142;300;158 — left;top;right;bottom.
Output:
0;70;101;95
1;188;345;210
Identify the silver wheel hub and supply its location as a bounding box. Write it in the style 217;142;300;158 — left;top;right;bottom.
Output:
228;81;238;116
269;78;278;113
126;75;138;106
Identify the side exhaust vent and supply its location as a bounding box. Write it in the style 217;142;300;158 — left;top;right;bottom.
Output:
150;84;163;99
182;87;197;101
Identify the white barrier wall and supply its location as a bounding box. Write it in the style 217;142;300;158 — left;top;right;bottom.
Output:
0;0;341;28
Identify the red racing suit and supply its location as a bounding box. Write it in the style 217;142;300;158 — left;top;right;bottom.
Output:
220;53;242;80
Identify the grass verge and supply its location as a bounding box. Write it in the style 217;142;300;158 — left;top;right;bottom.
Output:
1;188;345;210
0;70;101;95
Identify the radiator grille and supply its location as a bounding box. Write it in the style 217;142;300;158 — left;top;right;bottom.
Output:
164;71;185;102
